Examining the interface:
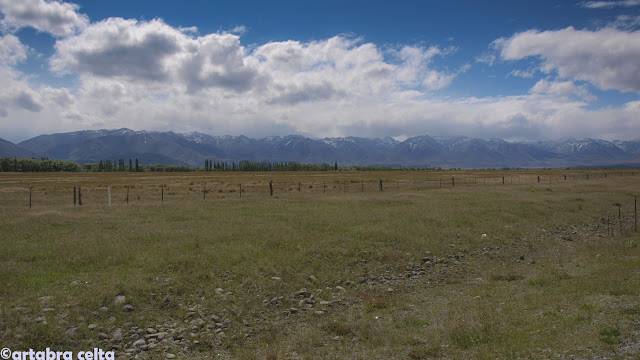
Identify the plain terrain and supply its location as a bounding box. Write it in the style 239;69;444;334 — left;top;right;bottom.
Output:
1;170;639;359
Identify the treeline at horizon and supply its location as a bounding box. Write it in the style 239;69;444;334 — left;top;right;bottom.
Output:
1;157;427;173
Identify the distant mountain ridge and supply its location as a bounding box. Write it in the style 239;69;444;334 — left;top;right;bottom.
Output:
2;128;639;168
0;137;43;159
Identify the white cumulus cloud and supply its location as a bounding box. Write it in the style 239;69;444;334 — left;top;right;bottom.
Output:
530;78;595;101
0;0;88;37
0;34;28;65
51;18;259;92
497;27;640;93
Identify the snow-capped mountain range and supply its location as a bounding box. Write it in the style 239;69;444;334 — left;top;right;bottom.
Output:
2;129;639;168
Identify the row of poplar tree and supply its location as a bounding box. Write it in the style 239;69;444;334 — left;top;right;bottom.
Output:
0;157;340;172
204;160;338;172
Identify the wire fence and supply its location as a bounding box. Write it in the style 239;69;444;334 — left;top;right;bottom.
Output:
0;170;637;211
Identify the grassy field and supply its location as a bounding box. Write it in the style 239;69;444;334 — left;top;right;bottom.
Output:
1;170;639;359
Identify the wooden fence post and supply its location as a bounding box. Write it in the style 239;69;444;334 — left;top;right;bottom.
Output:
78;187;82;206
203;184;206;200
108;186;111;207
324;182;326;193
239;184;242;198
379;178;383;191
126;185;129;204
298;182;301;192
452;177;455;187
269;181;273;196
635;196;637;232
29;187;32;209
74;186;76;205
162;184;164;203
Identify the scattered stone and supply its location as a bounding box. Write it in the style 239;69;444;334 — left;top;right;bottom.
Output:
113;328;123;341
98;333;110;341
295;289;311;298
146;328;158;334
319;300;331;306
65;327;78;336
41;307;54;312
34;316;46;322
336;286;345;292
133;339;146;347
115;295;126;305
163;295;173;304
100;307;109;312
309;275;317;283
271;276;282;281
314;310;325;315
123;304;134;312
166;354;176;359
519;255;525;261
331;336;340;341
289;308;298;314
88;324;98;330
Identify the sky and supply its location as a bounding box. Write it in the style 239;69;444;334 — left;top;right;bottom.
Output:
0;0;639;143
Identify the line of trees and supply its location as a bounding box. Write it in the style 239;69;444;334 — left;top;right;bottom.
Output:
2;157;340;173
1;157;439;173
86;158;141;172
0;157;83;172
204;159;337;172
